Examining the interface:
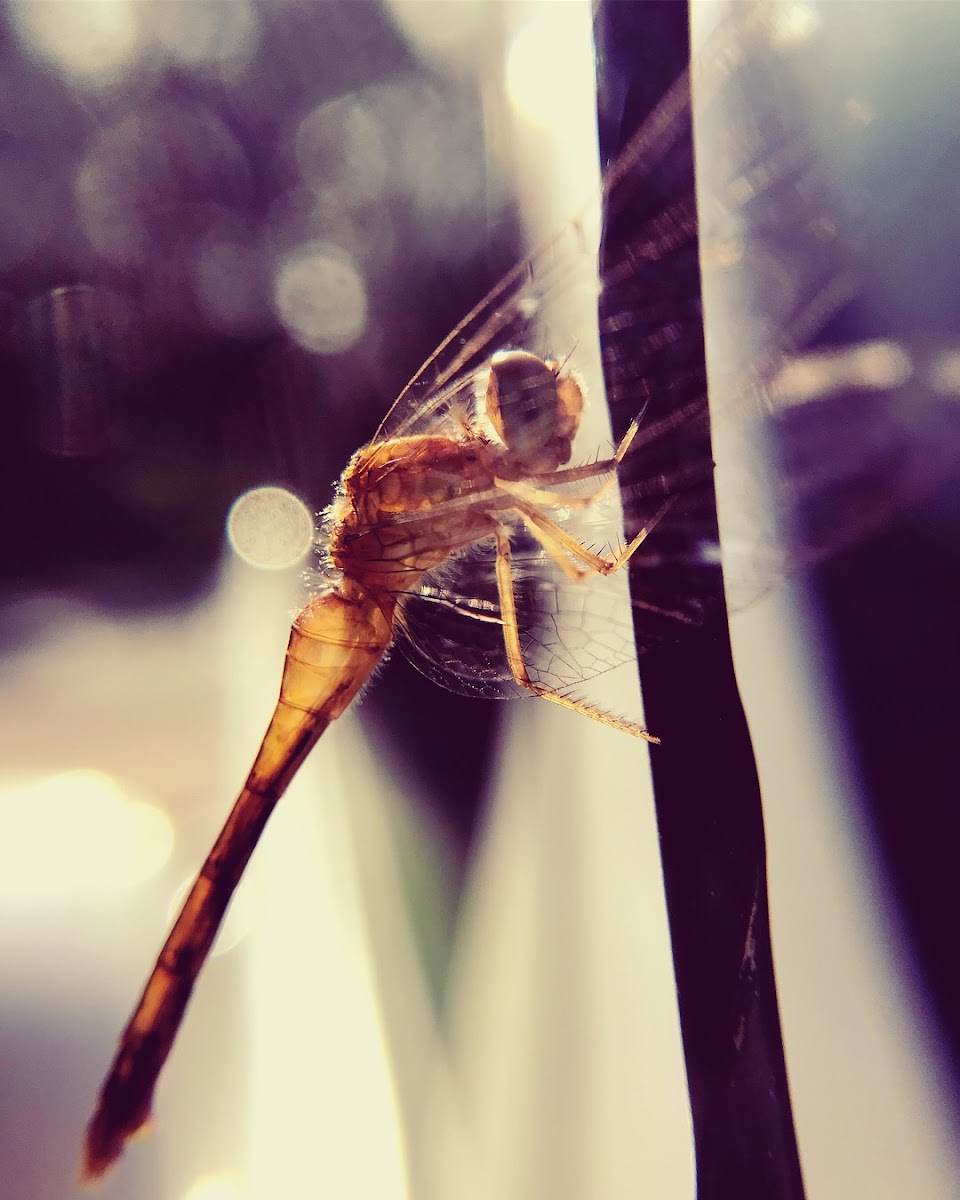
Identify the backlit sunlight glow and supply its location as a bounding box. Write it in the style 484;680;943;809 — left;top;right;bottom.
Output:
0;769;173;904
499;0;603;281
505;8;597;131
247;743;410;1200
769;0;822;51
227;486;315;569
183;1170;250;1200
9;0;143;85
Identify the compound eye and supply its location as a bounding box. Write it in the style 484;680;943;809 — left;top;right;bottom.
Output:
485;349;559;457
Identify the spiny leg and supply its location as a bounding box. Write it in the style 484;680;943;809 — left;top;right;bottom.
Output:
505;493;675;581
493;413;668;530
493;524;658;742
494;473;619;514
525;410;644;490
495;410;646;503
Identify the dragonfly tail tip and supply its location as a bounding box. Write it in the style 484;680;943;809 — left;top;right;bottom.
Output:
80;1101;154;1186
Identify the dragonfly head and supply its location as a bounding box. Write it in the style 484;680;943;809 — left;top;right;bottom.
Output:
485;349;584;472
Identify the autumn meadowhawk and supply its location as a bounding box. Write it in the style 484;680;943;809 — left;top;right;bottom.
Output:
81;1;960;1181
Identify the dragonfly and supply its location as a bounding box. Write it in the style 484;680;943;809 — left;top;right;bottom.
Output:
81;2;940;1180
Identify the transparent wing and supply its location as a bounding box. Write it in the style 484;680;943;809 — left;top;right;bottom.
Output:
394;464;719;704
378;5;812;697
376;3;960;699
395;523;643;704
605;0;960;608
372;217;601;443
371;4;702;446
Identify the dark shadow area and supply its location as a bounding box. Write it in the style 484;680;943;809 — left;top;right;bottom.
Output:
596;4;805;1197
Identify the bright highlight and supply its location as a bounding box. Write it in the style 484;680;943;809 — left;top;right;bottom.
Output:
505;11;597;131
10;0;142;85
227;486;315;569
0;769;173;904
183;1170;250;1200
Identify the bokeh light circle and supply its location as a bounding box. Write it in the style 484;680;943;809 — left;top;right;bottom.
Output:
227;486;315;569
273;241;368;355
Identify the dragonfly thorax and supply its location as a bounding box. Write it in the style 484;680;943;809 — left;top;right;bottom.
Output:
484;349;583;475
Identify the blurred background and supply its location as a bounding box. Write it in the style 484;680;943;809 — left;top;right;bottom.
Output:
1;2;959;1199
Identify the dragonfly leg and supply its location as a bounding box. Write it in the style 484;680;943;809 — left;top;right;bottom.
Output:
493;524;659;742
504;493;675;581
495;473;619;514
516;413;644;493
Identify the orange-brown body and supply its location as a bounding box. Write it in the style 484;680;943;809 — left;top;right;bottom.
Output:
332;434;500;595
83;354;589;1181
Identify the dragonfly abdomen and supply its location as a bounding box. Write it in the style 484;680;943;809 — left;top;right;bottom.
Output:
82;581;392;1182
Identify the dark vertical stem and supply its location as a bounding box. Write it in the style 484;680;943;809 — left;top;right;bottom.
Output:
594;4;806;1197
